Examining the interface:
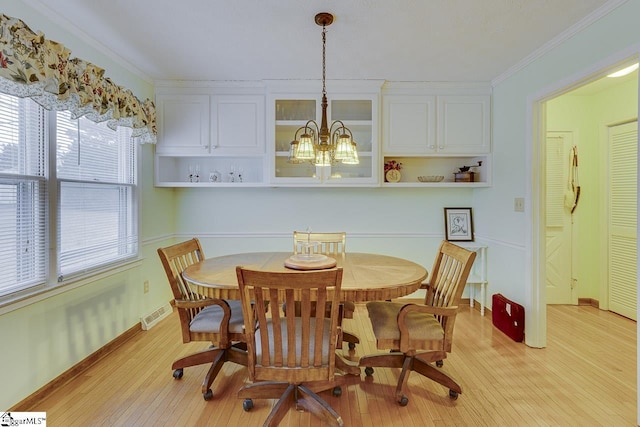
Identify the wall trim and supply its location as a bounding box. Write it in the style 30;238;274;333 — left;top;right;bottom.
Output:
158;231;526;250
22;0;153;85
492;0;631;87
141;233;175;247
10;322;143;411
578;298;600;308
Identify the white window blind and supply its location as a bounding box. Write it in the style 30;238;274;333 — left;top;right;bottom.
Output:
56;112;137;281
0;94;48;296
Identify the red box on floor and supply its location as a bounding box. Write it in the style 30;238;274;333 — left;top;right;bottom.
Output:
492;293;525;342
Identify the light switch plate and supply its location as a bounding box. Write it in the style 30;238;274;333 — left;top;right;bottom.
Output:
514;198;525;212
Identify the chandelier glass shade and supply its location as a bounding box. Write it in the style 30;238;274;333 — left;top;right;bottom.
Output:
288;13;359;167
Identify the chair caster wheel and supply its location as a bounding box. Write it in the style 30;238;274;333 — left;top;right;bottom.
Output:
436;360;444;368
449;390;459;400
243;398;253;411
203;389;213;401
332;386;342;397
398;395;409;406
364;367;374;376
173;368;183;379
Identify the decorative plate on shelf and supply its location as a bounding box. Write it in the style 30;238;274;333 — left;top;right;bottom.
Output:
385;169;401;183
418;175;444;182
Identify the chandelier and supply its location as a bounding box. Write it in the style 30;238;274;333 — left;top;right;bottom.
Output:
288;13;359;166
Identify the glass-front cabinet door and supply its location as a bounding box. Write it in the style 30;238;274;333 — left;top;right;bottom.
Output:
273;96;321;184
268;90;379;186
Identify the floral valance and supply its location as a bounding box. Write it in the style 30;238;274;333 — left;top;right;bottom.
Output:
0;14;156;143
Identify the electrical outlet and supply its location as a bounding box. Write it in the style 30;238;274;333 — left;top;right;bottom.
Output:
514;197;525;212
143;280;150;294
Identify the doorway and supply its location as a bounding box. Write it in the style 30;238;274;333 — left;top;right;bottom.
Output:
532;59;638;324
540;60;638;318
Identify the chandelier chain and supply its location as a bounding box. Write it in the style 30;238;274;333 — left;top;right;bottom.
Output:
322;25;327;97
287;12;359;166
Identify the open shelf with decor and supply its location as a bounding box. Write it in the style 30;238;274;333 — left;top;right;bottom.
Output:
155;155;265;187
382;155;491;187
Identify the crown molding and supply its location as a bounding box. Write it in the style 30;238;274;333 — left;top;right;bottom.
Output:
491;0;631;87
22;0;154;85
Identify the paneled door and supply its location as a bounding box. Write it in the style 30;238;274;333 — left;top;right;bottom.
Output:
546;132;576;304
608;121;638;320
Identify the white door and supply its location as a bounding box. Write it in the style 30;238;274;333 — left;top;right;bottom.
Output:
608;121;638;320
546;132;576;304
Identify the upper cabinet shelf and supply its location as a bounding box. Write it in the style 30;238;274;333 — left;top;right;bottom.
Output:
154;84;266;186
383;93;490;155
381;84;492;187
153;81;492;188
266;80;382;186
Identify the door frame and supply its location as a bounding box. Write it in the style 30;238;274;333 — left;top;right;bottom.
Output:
526;48;640;349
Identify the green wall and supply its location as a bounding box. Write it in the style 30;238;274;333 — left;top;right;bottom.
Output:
0;2;176;409
547;76;638;301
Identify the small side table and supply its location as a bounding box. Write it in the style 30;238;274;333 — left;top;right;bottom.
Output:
460;245;487;316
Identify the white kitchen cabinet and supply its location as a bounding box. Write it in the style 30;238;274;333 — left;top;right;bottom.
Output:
381;86;492;187
383;94;490;155
155;93;210;155
267;81;382;186
437;95;491;154
211;94;265;156
154;84;267;187
382;95;436;155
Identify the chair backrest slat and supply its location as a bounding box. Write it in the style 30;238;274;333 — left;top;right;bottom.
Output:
236;267;343;383
425;241;476;326
293;231;346;256
158;238;205;302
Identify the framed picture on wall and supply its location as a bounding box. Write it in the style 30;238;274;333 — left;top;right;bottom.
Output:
444;207;474;241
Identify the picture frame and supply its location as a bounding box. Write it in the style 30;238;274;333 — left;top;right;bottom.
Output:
444;207;474;241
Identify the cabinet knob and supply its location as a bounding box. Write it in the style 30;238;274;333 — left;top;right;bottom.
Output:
438;145;444;149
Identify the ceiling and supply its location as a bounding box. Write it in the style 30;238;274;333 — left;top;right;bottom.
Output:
28;0;613;84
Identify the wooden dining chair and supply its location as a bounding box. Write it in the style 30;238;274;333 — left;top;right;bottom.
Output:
293;231;358;350
157;238;247;401
236;266;346;427
358;240;476;406
293;230;346;256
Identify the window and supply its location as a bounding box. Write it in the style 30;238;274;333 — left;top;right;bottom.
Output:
0;93;138;299
0;94;47;296
56;112;137;281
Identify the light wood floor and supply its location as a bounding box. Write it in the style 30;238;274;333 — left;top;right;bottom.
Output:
25;304;636;426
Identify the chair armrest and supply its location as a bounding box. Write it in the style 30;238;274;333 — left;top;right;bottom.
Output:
175;298;234;346
398;303;458;319
174;297;231;311
396;303;459;353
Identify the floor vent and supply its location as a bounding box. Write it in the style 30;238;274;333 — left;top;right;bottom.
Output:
141;303;172;330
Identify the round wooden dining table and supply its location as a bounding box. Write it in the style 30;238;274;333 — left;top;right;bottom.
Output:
182;251;428;302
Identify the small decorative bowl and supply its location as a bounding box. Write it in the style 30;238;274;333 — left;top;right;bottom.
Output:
418;175;444;182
